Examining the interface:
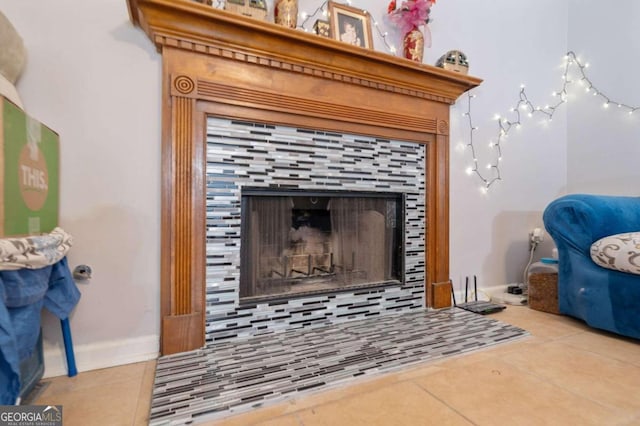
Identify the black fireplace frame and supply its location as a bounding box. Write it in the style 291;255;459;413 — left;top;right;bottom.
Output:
239;187;407;304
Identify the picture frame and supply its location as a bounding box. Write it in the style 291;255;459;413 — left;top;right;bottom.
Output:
313;19;331;38
328;2;373;49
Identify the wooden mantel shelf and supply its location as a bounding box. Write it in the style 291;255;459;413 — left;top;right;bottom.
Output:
127;0;482;355
127;0;480;104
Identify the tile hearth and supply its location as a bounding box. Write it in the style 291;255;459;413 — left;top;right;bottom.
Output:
149;308;528;425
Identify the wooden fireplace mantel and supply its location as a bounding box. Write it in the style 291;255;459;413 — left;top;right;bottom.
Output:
127;0;482;355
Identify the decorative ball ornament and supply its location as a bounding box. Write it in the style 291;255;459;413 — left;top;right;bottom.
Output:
435;50;469;75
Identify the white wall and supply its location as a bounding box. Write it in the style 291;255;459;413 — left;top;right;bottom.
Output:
0;0;162;376
567;0;640;195
0;0;570;374
435;0;568;291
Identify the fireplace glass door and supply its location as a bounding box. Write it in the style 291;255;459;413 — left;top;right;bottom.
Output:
240;189;404;301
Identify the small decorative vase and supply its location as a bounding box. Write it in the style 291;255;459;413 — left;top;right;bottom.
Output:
274;0;298;29
402;26;424;62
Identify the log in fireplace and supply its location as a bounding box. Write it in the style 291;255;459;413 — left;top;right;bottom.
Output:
127;0;481;354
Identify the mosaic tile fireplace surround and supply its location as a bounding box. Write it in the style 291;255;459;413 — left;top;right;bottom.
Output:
205;118;427;343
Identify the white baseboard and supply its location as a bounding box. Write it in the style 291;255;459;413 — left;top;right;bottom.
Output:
43;334;159;378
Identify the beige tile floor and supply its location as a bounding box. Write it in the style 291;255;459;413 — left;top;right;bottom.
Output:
33;306;640;426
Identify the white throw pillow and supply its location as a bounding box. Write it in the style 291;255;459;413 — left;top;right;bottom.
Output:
591;232;640;275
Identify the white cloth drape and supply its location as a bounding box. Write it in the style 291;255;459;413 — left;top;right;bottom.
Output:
0;227;73;270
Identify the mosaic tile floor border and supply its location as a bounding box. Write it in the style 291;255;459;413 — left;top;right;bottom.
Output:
149;308;528;425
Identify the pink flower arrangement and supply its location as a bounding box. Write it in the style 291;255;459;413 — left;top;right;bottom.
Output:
387;0;435;36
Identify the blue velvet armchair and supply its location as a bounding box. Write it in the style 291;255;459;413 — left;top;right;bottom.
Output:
543;194;640;340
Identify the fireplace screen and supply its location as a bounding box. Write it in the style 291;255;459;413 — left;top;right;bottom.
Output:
240;189;404;300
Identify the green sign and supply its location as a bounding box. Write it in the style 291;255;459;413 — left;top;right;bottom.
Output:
2;98;59;236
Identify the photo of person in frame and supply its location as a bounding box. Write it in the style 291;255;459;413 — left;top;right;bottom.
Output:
338;14;365;47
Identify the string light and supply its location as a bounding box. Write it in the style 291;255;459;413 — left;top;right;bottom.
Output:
299;0;329;29
462;93;501;191
371;15;398;53
463;50;639;191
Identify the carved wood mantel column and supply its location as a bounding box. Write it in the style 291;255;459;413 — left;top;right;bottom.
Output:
127;0;481;355
158;74;206;354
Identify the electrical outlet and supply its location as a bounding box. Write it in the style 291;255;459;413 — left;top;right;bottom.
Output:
529;227;544;250
532;227;544;242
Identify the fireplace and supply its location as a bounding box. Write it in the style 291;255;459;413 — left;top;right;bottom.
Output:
240;189;404;301
127;0;481;354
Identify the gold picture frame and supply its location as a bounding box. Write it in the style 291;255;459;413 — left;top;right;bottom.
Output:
328;2;373;49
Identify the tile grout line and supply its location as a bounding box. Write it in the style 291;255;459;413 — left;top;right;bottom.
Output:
132;361;157;426
554;335;640;369
497;345;636;417
411;379;479;426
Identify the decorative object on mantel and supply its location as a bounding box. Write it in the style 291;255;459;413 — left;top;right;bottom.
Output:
192;0;212;5
436;50;469;74
403;27;424;62
274;0;298;28
225;0;267;20
328;1;374;49
296;2;415;58
388;0;435;62
313;19;330;38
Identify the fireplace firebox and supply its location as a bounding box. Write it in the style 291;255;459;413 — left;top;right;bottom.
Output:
240;189;404;301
